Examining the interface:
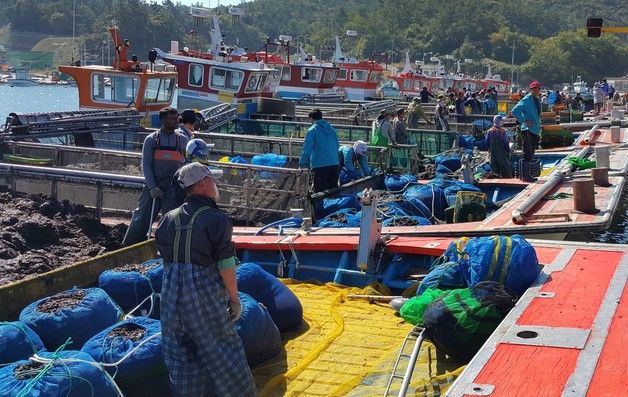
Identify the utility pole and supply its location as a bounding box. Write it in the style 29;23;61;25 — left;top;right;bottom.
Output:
72;0;76;63
510;38;515;86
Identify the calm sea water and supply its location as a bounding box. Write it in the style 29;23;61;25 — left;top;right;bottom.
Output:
0;85;626;244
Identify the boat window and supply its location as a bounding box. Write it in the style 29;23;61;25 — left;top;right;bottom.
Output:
210;67;244;92
323;69;337;84
301;67;322;83
369;72;382;83
403;79;412;90
414;80;423;90
91;73;139;104
188;64;204;87
91;74;106;100
245;72;270;93
144;77;175;103
338;68;347;80
281;66;291;81
349;69;368;82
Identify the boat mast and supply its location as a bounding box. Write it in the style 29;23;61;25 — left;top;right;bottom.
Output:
510;38;515;86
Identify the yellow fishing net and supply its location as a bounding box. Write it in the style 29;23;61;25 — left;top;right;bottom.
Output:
253;280;465;397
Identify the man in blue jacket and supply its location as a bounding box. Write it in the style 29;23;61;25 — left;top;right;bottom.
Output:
299;108;340;192
511;80;542;182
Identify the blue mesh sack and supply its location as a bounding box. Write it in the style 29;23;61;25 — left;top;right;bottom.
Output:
81;317;166;397
384;174;417;191
0;321;45;364
315;208;361;228
339;168;360;185
98;259;163;317
236;263;303;332
436;164;452;174
427;177;458;190
416;261;468;296
19;288;122;350
403;185;448;221
0;350;119;397
320;194;361;218
434;154;462;172
459;235;541;297
458;135;475;150
236;292;282;365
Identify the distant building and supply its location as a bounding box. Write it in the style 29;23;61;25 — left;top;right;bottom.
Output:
7;51;54;71
606;76;628;92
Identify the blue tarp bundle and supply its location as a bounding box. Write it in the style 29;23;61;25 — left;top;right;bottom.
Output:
416;261;468;296
339;168;360;185
436;164;452;174
20;288;122;350
81;317;166;397
459;235;541;297
384;174;417;191
236;263;303;332
403;185;448;221
380;197;433;221
319;194;361;218
458;135;476;150
0;321;45;364
434;154;462;172
98;259;163;316
0;350;119;397
236;292;282;365
252;153;288;178
315;209;361;228
443;183;482;207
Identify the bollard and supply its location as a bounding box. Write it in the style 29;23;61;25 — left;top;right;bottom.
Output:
591;167;610;187
573;178;596;214
594;146;610;168
609;126;621;144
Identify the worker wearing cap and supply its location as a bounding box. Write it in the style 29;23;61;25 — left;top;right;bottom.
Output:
171;138;215;207
406;97;432;128
123;107;189;245
177;109;200;139
156;162;256;397
511;81;542;182
485;115;513;178
338;140;370;184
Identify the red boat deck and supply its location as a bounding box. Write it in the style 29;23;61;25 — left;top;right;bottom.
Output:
446;242;628;397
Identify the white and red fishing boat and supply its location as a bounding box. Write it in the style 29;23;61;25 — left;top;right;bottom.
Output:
58;26;177;115
331;36;384;101
390;53;510;97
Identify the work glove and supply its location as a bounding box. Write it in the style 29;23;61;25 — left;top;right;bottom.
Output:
229;297;242;322
149;187;164;199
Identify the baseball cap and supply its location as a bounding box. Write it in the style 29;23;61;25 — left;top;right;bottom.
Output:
353;140;368;156
178;162;223;188
529;81;542;89
493;115;504;127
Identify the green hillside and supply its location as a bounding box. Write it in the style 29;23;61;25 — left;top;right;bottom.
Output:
0;0;626;84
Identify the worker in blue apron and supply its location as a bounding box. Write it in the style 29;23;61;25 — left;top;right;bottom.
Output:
123;107;189;245
156;162;256;396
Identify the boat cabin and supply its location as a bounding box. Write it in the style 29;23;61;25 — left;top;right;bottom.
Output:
58;27;177;114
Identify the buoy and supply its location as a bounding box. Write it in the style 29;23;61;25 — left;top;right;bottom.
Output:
591;167;610;187
573;179;596;214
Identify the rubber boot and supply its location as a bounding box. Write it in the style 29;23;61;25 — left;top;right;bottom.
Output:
520;161;537;183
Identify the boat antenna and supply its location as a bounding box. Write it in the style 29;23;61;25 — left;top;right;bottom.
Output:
72;0;76;64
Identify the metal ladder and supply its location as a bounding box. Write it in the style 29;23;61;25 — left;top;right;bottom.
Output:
384;325;425;397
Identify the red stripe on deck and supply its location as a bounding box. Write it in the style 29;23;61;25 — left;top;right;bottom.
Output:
533;246;562;266
465;345;580;397
517;249;623;329
586;260;628;397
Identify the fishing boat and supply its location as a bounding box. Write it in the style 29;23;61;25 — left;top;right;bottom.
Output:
331;36;384;101
6;68;41;87
391;53;510;97
0;227;625;396
58;26;177;116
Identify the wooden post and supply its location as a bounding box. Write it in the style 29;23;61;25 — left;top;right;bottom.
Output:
594;146;610;168
573;178;596;213
591;167;610;187
609;126;621;144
